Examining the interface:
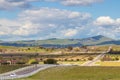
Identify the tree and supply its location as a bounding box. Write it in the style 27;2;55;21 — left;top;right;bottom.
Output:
44;59;57;64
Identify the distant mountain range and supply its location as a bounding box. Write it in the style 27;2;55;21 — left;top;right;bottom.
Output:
0;35;119;48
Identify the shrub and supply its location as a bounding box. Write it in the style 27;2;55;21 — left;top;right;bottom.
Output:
44;59;57;64
71;59;74;61
88;57;93;61
40;58;43;61
115;57;119;61
28;59;39;64
101;56;112;61
31;61;39;64
16;61;26;65
58;59;61;61
67;46;73;51
1;62;10;65
76;59;80;61
64;58;68;61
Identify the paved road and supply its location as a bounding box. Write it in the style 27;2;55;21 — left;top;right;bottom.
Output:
0;64;56;80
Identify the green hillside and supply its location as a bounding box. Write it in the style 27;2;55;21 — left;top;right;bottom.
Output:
0;35;115;47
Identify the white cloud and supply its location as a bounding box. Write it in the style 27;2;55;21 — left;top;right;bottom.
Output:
42;0;103;6
62;29;78;37
0;8;91;40
1;8;120;40
0;0;103;10
13;22;40;36
0;19;21;35
94;16;120;27
14;8;91;37
94;16;115;27
0;0;38;10
90;16;120;39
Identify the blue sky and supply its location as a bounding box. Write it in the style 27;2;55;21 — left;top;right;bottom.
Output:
0;0;120;41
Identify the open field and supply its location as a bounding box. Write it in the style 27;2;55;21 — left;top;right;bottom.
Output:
106;54;120;59
0;45;120;54
0;46;60;54
100;61;120;66
0;65;28;74
18;66;120;80
58;61;85;65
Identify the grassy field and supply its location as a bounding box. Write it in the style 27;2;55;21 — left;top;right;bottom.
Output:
0;65;28;74
18;66;120;80
100;61;120;66
0;45;60;54
58;61;85;65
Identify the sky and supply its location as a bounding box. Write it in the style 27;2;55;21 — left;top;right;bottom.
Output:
0;0;120;41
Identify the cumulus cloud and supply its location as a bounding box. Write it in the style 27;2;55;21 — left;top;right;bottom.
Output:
94;16;115;27
94;16;120;27
0;0;104;10
91;16;120;39
62;29;78;37
0;19;21;35
0;8;91;40
15;8;91;38
42;0;103;6
1;8;120;40
0;0;38;10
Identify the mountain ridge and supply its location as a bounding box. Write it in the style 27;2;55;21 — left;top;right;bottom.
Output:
0;35;118;48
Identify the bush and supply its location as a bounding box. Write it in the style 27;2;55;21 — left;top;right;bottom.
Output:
76;59;80;61
16;61;26;65
71;59;74;61
115;57;119;61
67;46;73;51
44;59;57;64
88;57;93;61
101;56;112;61
64;58;68;61
28;59;39;64
40;58;43;61
1;62;10;65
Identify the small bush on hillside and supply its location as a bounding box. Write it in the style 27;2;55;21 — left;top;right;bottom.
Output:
28;59;39;64
1;62;10;65
16;61;26;65
40;58;43;61
44;59;57;64
58;59;61;61
115;57;119;61
71;59;74;61
76;59;80;61
88;57;93;61
101;56;112;61
64;58;68;61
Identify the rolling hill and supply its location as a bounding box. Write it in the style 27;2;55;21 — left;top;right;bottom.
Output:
0;35;118;48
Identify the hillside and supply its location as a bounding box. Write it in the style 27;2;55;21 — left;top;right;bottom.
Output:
79;35;113;45
0;35;116;47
